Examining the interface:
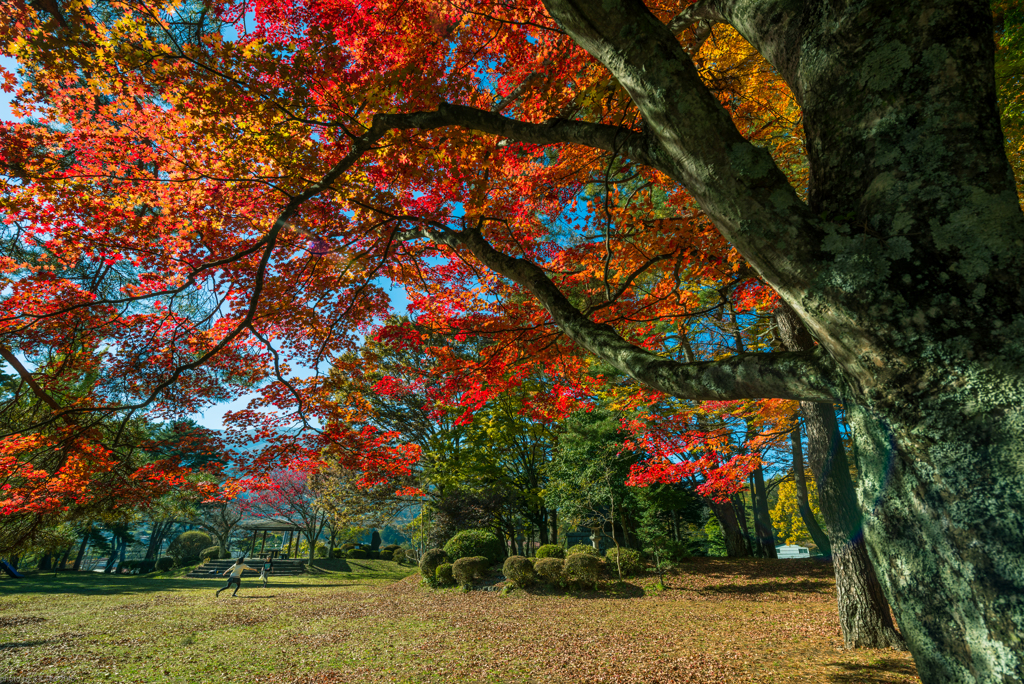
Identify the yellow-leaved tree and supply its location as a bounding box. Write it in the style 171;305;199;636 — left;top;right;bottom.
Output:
770;479;823;548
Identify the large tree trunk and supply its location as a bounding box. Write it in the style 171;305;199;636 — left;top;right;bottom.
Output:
709;500;750;557
104;536;121;573
779;304;904;650
750;466;778;559
58;546;72;571
804;401;905;651
790;423;831;556
549;508;558;545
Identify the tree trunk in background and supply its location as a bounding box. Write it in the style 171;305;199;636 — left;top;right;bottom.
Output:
730;494;755;555
104;536;121;573
73;524;91;571
804;402;905;650
751;466;778;559
549;509;558;545
709;500;749;557
38;553;52;571
58;546;72;570
779;305;903;649
791;424;832;556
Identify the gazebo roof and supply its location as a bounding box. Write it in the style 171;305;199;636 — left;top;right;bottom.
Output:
238;517;303;532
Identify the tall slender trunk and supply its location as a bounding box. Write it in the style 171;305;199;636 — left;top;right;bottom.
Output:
779;305;903;650
709;500;749;557
104;536;121;573
73;524;91;571
609;487;622;580
791;423;831;556
730;493;755;555
549;509;558;545
39;553;52;571
58;546;72;570
751;466;778;558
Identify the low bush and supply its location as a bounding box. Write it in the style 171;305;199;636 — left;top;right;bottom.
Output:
419;548;447;582
534;557;565;586
443;529;504;565
155;557;174;572
564;553;600;589
341;543;356;551
535;544;564;559
331;548;347;559
348;548;367;559
501;555;535;588
380;549;394;561
166;531;214;566
605;547;643;577
200;546;221;561
452;556;489;588
314;543;329;558
383;544;402;552
391;548;406;564
566;543;599;557
435;562;455;587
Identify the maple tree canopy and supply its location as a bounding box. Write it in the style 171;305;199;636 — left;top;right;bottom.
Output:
1;1;1023;682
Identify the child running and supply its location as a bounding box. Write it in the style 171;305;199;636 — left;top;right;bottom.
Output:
260;556;272;588
216;557;255;597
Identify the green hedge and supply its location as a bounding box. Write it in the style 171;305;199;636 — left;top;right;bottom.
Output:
348;549;367;559
605;547;643;576
564;553;600;589
452;556;489;588
435;562;455;587
155;557;174;572
535;557;565;586
535;544;564;559
501;555;535;588
419;548;447;582
443;529;504;565
166;531;213;565
566;543;598;557
200;546;221;561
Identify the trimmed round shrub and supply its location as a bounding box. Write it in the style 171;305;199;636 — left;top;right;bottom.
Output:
383;544;402;552
564;553;600;589
502;555;536;588
341;543;356;551
435;563;455;587
380;549;394;561
452;556;489;588
315;543;329;558
166;531;213;565
535;544;564;559
419;548;448;579
200;545;221;561
348;548;367;559
331;548;346;559
443;529;504;565
391;548;406;564
155;556;174;572
535;557;565;586
566;543;599;557
605;547;643;576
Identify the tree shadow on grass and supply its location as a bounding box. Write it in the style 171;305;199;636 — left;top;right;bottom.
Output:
825;658;918;682
0;640;53;651
0;575;372;597
697;580;833;596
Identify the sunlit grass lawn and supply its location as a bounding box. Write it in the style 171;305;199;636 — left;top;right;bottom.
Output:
0;558;918;684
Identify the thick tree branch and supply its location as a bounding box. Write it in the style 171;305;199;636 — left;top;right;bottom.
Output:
407;222;836;402
541;0;825;307
375;103;658;170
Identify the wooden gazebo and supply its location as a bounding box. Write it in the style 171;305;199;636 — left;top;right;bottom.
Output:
238;517;304;559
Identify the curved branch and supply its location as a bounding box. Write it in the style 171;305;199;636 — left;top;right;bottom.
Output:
408;222;836;402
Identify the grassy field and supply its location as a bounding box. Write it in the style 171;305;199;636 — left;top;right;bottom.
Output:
0;558;919;684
